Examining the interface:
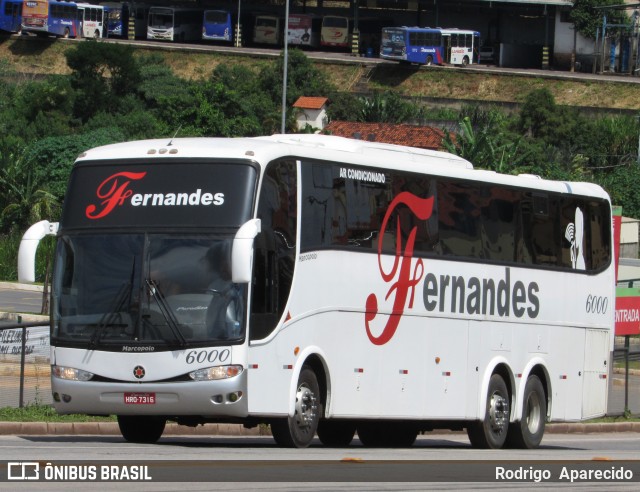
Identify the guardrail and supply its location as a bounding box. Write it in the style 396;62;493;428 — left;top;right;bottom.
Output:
0;318;51;408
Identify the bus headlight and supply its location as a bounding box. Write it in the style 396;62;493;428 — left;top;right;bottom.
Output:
189;365;243;381
52;365;94;381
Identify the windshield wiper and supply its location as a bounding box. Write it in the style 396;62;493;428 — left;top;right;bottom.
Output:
88;281;132;349
145;279;187;347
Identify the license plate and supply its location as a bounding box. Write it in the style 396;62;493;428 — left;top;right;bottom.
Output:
124;392;156;404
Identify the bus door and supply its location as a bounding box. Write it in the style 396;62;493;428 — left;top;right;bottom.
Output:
442;34;451;63
5;0;22;32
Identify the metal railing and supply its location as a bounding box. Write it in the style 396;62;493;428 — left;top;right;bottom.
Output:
611;338;640;416
0;318;51;408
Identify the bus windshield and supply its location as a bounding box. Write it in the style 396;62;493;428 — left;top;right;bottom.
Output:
53;234;246;349
148;8;171;28
52;159;256;350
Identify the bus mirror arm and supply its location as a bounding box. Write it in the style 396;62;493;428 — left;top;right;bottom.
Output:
18;220;59;284
231;219;261;284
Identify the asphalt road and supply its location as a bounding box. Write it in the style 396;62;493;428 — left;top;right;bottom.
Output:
1;433;640;490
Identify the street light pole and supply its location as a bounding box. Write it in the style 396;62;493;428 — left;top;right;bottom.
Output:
281;0;290;134
236;0;241;48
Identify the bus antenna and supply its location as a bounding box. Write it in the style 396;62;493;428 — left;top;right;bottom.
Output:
167;125;182;146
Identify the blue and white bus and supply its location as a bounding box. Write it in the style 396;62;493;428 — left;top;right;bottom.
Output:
100;2;147;39
21;0;79;38
202;9;231;43
381;26;480;66
0;0;22;33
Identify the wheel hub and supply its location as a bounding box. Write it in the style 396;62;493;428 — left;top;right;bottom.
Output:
294;385;318;428
489;392;509;432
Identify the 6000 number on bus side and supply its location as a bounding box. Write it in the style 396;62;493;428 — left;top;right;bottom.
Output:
185;349;230;364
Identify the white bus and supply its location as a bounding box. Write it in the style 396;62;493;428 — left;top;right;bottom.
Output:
147;6;201;42
77;3;106;38
19;134;614;449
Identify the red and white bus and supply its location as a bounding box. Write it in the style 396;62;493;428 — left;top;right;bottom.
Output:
19;134;614;449
320;15;349;48
77;3;106;38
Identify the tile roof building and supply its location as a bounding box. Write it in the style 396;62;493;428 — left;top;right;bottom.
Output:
324;121;449;151
293;97;329;131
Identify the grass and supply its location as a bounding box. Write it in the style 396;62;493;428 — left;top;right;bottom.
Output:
3;37;640;110
0;404;637;423
0;404;115;422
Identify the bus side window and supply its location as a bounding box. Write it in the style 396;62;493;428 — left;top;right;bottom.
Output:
250;159;297;341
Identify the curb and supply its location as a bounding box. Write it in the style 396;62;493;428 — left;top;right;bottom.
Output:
0;422;639;436
0;282;44;293
0;422;269;436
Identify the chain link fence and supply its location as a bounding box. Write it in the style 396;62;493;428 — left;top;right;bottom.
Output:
0;321;52;408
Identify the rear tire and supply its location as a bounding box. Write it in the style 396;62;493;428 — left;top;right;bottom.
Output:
271;366;321;448
425;55;433;66
505;375;546;449
317;420;356;447
117;415;165;443
467;374;510;449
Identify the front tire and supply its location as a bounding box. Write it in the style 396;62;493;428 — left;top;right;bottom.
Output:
271;366;321;448
117;415;165;443
506;375;546;449
467;373;510;449
425;55;433;66
461;55;470;66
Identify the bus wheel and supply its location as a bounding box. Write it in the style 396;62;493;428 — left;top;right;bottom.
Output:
317;419;356;447
271;366;321;448
94;30;100;39
62;28;70;39
117;415;166;443
505;375;546;449
462;56;470;66
357;421;418;447
467;373;510;449
425;55;433;66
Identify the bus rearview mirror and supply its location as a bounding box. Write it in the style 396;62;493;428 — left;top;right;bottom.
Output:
18;220;59;284
231;219;261;283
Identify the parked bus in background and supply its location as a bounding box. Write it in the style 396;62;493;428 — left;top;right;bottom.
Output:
320;15;349;48
287;13;320;48
202;9;231;43
147;6;201;42
0;0;22;33
100;1;142;39
19;134;613;450
77;3;105;38
21;0;79;38
253;13;280;45
381;26;480;66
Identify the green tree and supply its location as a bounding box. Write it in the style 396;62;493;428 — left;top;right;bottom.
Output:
137;57;198;135
22;127;127;201
65;41;141;122
0;145;60;233
259;49;335;109
571;0;628;39
355;91;418;123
